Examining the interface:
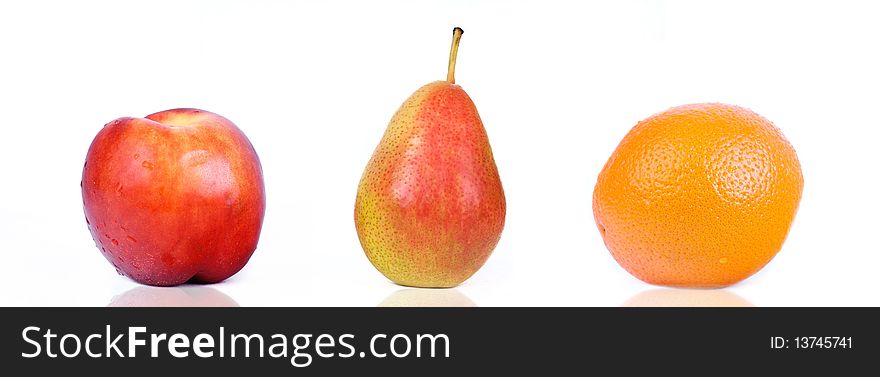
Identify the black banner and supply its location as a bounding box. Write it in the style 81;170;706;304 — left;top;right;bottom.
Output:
1;308;875;374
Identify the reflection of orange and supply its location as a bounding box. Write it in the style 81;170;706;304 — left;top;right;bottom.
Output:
623;289;753;307
593;103;803;288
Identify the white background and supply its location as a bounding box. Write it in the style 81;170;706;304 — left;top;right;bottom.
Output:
1;0;878;307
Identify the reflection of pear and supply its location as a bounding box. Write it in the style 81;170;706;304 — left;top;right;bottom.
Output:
623;288;752;307
379;289;477;307
108;286;239;307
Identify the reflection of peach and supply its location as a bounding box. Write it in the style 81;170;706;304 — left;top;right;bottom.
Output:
108;286;239;307
378;289;477;307
623;288;752;307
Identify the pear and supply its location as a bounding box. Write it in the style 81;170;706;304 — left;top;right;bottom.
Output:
355;28;505;288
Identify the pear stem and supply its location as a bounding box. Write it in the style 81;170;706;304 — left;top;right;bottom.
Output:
447;27;464;84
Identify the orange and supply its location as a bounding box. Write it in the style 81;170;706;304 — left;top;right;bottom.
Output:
593;103;803;288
